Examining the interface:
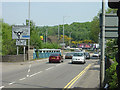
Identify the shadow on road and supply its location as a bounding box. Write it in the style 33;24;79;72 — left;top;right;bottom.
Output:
68;62;85;65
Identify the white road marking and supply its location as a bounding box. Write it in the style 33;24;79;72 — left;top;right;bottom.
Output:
56;64;61;66
29;71;42;77
46;66;54;70
0;86;5;89
9;82;15;85
28;69;30;72
19;77;26;81
27;75;29;77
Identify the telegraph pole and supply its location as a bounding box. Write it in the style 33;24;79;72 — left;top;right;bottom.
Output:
28;0;30;61
46;28;47;43
58;25;60;41
100;0;105;88
69;32;72;47
63;16;65;47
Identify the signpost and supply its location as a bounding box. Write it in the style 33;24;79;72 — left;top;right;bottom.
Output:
100;13;119;87
12;25;30;39
108;0;120;88
12;25;29;62
16;39;26;61
16;40;26;46
100;14;118;38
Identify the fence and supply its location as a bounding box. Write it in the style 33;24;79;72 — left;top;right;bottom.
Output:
33;49;61;59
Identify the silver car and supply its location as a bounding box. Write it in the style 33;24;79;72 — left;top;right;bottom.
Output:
72;52;86;64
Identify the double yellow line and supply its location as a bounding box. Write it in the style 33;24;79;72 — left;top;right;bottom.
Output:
63;64;91;89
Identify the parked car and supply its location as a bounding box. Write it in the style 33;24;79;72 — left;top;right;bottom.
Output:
92;52;100;58
84;52;90;59
65;53;74;59
71;52;86;64
49;53;63;63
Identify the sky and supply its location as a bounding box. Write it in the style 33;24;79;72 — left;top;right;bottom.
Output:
2;0;109;26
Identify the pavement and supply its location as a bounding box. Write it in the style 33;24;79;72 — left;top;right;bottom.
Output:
74;59;100;89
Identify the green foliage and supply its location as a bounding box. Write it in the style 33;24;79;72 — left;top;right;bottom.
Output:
30;30;42;49
41;42;61;49
105;39;118;59
2;22;16;55
106;59;118;88
106;8;117;14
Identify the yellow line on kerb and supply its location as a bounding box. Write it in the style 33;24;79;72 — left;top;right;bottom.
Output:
63;64;91;89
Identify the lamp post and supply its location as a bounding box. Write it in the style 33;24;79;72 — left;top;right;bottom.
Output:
28;0;30;61
63;16;65;47
63;16;70;48
69;32;72;48
58;25;60;41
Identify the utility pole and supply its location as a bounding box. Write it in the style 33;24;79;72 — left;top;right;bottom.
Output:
58;25;60;41
69;32;72;47
63;16;65;47
100;0;105;88
28;0;30;61
46;28;47;43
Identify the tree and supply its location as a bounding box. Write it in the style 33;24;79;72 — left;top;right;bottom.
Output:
2;22;16;55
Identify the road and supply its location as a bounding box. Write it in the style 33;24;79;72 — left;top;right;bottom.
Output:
1;58;99;89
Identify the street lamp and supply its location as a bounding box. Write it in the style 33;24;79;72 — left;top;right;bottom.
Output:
28;0;30;61
63;16;70;47
58;25;60;41
69;32;72;48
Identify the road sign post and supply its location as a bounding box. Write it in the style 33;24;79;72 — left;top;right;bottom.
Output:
100;0;105;88
16;40;26;46
17;46;19;55
108;0;120;88
24;46;25;62
100;14;118;38
12;25;30;40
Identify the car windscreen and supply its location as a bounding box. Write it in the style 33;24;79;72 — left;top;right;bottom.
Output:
70;53;74;55
50;54;59;56
85;53;89;55
73;53;83;56
66;53;72;56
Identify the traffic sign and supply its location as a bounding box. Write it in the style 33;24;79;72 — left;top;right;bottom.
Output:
16;40;26;46
12;25;30;39
100;14;118;39
108;0;120;8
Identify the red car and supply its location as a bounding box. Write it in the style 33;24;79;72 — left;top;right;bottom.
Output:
49;54;63;63
65;53;74;59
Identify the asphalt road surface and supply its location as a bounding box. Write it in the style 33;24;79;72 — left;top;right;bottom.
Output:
1;58;99;89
